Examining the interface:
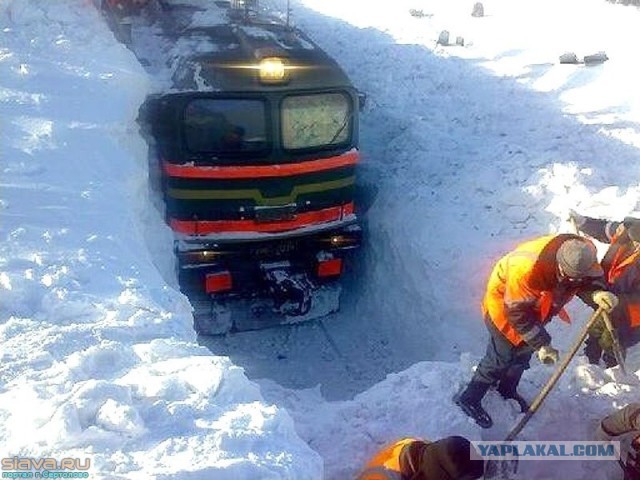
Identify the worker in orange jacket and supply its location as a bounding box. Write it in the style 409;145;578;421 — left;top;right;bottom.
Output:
454;234;619;428
570;212;640;367
355;435;484;480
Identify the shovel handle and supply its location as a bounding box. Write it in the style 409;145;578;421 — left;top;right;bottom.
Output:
504;307;606;441
601;310;627;375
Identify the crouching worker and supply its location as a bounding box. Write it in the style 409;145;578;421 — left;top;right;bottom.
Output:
595;403;640;479
356;435;484;480
454;234;619;428
570;211;640;367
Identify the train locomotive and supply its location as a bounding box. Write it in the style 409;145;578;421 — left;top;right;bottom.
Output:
106;0;364;333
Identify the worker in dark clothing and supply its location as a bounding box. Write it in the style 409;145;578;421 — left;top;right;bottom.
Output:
454;234;619;429
595;403;640;479
355;435;484;480
570;211;640;367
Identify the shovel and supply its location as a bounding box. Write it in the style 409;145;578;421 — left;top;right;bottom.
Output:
484;306;607;479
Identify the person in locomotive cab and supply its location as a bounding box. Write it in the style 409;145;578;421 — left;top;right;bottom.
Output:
221;125;245;149
184;102;245;152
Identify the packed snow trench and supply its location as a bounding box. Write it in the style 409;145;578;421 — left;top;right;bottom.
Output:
3;0;640;479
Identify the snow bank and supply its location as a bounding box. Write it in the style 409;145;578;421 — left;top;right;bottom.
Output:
257;1;640;478
278;0;640;361
4;0;640;479
260;345;640;480
0;1;321;478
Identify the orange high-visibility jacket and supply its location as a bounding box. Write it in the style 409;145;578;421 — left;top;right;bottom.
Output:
356;438;418;480
602;232;640;327
482;234;592;346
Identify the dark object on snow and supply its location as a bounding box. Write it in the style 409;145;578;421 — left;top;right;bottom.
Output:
437;31;464;47
559;51;608;66
584;51;609;65
559;52;579;64
607;0;640;6
437;30;450;45
472;2;484;17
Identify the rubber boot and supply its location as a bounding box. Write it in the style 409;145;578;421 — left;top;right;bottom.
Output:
453;380;493;429
497;367;529;413
602;351;619;369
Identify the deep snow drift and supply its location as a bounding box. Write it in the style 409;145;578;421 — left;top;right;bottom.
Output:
2;0;640;479
0;1;320;478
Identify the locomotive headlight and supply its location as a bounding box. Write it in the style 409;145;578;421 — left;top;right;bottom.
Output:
330;235;342;245
179;250;220;265
223;57;299;84
259;57;287;83
318;234;359;248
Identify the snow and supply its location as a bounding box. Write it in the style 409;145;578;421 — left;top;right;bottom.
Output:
2;0;640;479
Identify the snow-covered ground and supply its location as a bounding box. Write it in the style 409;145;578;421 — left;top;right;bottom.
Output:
2;0;640;479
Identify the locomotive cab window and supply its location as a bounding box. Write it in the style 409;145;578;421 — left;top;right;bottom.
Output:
183;99;268;155
281;92;352;150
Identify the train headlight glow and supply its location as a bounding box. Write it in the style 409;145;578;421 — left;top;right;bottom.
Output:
180;250;219;265
259;57;287;83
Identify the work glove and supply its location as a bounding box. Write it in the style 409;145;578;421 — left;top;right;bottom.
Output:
537;345;559;365
592;291;619;313
589;318;614;350
598;327;614;352
587;317;606;339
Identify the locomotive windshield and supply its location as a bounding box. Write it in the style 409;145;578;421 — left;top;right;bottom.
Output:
184;98;268;154
281;92;352;150
182;92;354;157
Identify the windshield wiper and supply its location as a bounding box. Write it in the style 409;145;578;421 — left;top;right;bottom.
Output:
328;110;350;144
